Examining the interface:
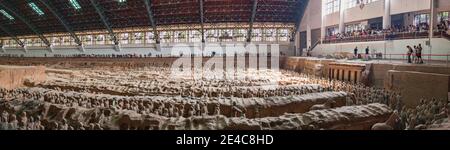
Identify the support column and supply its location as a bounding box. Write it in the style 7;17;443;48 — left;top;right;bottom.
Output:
321;0;326;42
306;24;312;50
336;69;341;80
429;0;437;60
329;68;332;79
339;0;346;34
430;0;438;38
347;70;351;82
383;0;391;29
332;69;335;79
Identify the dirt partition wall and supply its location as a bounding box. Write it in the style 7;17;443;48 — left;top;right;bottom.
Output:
0;65;46;89
385;70;450;108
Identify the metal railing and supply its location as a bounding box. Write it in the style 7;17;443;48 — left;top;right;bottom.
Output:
433;31;450;40
381;53;450;67
322;31;430;44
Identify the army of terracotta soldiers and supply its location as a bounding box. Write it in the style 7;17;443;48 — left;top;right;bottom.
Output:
40;68;330;98
1;67;449;130
399;98;449;130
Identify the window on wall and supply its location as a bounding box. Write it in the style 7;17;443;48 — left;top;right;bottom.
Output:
220;29;233;42
145;32;155;44
326;26;339;36
206;29;219;42
83;35;93;45
120;33;129;44
95;35;105;45
52;37;61;46
264;28;276;42
161;31;173;43
438;12;449;23
133;32;143;44
414;14;430;26
326;0;340;15
346;0;379;9
277;29;289;41
62;36;72;46
189;30;201;42
234;29;247;42
174;31;187;43
252;29;262;41
345;24;366;33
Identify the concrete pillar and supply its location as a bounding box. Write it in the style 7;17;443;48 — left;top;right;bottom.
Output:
336;69;341;80
356;70;361;82
350;70;354;83
307;24;312;50
347;70;351;82
331;69;336;79
321;0;326;41
383;0;391;29
329;68;332;79
430;0;438;38
295;31;299;56
339;0;346;34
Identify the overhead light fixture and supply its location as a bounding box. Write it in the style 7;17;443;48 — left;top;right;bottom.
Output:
28;2;45;16
69;0;82;10
0;9;14;20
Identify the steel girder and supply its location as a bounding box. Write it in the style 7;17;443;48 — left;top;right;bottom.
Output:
0;25;25;47
291;0;309;42
37;0;82;46
246;0;258;42
89;0;119;45
199;0;205;43
144;0;160;44
0;1;51;47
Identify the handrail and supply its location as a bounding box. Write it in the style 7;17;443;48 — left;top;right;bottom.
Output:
380;53;450;67
322;31;431;44
310;40;320;51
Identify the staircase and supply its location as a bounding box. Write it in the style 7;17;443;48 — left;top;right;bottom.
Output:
310;40;320;51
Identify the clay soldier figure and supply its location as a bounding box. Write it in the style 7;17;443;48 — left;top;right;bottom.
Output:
231;101;243;117
60;119;69;130
187;105;195;117
78;122;86;130
179;104;185;117
395;94;402;112
201;101;208;116
213;103;221;116
168;103;175;117
19;112;28;129
163;108;169;117
346;95;354;106
0;111;9;130
147;102;154;113
173;107;180;118
8;114;18;130
34;116;45;130
447;103;450;119
195;102;201;116
1;111;8;123
88;123;96;130
254;104;261;118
